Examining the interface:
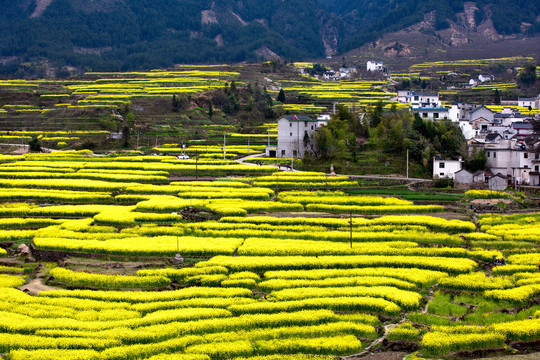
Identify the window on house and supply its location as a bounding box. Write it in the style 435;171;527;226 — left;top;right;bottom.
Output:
524;153;528;159
486;152;490;157
414;96;419;101
440;173;445;176
311;126;314;130
524;165;529;169
535;165;539;172
289;123;292;127
293;150;297;156
493;152;496;158
439;163;445;168
434;113;439;119
304;121;308;127
481;125;488;131
281;150;285;156
290;132;293;137
423;113;428;118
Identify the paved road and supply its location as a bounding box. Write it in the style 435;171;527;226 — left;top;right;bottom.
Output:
236;153;301;172
236;153;429;181
0;143;56;153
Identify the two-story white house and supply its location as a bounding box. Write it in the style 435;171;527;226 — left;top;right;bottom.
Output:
410;92;441;109
397;91;441;108
432;157;463;179
276;115;328;158
398;91;447;119
397;90;412;104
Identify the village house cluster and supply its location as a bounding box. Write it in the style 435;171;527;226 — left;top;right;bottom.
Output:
282;61;539;187
274;88;539;188
418;94;540;188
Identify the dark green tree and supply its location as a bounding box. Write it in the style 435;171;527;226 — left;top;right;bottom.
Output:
493;89;501;105
517;61;537;87
122;125;130;148
28;137;41;152
277;89;286;103
172;94;179;112
369;101;384;128
466;149;487;172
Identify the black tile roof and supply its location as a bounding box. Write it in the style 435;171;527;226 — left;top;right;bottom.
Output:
280;115;315;122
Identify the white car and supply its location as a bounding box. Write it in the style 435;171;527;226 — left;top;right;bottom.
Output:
177;154;190;160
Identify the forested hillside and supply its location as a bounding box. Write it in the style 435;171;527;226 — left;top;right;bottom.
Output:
0;0;539;74
0;0;334;72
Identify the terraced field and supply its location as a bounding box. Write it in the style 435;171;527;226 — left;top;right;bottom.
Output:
0;151;539;360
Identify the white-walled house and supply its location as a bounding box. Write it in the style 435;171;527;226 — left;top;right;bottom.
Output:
454;169;473;188
410;92;441;109
493;110;528;127
489;174;508;191
469;105;494;123
433;157;463;179
478;75;495;83
518;98;536;109
484;139;538;184
459;121;475;140
367;61;384;72
276;115;328;158
510;122;534;137
397;90;412;104
413;108;449;120
397;91;441;109
448;103;477;123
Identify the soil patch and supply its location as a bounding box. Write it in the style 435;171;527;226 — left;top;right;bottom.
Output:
349;351;409;360
471;199;513;205
19;278;60;295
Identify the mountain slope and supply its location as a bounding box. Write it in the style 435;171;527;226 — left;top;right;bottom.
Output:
319;0;540;53
0;0;538;74
0;0;337;71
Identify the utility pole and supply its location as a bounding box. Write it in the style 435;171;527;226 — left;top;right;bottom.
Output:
195;150;199;180
349;211;353;249
297;120;300;159
276;167;279;194
406;149;409;179
223;132;226;160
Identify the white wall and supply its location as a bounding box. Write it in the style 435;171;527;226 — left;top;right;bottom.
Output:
485;145;535;184
276;117;326;158
459;121;475;140
433;158;462;179
518;99;535;108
